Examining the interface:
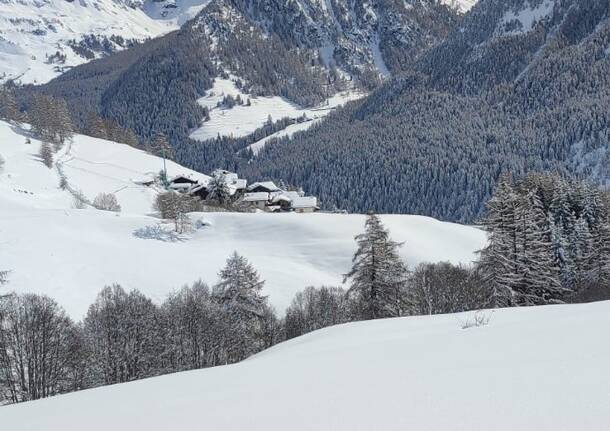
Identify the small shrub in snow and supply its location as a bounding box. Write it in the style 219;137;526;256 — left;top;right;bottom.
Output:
0;269;9;286
461;310;492;330
58;172;68;190
92;192;121;212
0;154;5;172
72;189;89;209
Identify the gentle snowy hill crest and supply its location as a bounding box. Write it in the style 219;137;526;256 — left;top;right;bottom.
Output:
2;300;609;430
0;120;486;317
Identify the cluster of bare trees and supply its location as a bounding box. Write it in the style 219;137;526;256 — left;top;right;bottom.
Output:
0;252;275;405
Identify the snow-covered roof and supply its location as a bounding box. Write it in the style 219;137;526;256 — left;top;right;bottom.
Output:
189;183;208;193
243;192;270;202
271;194;292;204
247;181;280;192
291;196;318;209
169;183;193;191
234;178;247;189
169;174;198;182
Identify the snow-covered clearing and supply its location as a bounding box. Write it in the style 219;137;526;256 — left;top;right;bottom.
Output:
2;300;609;430
189;77;364;144
0;120;485;317
248;119;321;155
498;0;555;36
441;0;478;13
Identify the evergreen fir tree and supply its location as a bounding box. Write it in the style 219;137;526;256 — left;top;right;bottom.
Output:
343;213;408;320
39;142;54;168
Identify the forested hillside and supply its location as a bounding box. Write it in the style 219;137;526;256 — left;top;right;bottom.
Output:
243;0;610;222
16;0;458;150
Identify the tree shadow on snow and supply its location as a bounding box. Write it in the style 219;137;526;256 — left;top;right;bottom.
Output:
132;224;186;243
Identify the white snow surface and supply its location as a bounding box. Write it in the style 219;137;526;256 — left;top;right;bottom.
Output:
441;0;478;13
498;0;555;36
0;0;207;84
0;120;485;318
190;77;365;144
2;300;609;430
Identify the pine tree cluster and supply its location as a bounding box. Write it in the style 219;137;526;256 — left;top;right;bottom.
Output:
479;173;610;306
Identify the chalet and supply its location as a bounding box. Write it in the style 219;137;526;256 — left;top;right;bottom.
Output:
189;183;210;200
168;175;199;192
270;193;292;211
169;174;199;185
247;181;280;194
291;196;318;213
242;192;269;210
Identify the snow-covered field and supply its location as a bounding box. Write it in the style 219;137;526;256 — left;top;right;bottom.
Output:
2;300;609;430
189;77;364;146
0;120;485;317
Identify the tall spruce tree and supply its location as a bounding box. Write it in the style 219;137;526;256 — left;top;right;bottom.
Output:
343;213;407;320
213;252;268;362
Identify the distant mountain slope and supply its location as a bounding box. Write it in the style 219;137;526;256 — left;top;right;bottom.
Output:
0;120;485;317
243;0;610;222
17;0;460;168
2;300;609;430
0;0;210;84
2;0;460;85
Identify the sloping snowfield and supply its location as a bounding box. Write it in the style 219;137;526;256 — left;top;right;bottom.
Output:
190;77;364;144
0;121;485;317
0;0;206;84
2;300;609;430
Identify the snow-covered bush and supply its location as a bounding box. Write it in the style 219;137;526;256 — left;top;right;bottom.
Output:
0;153;5;172
92;192;121;212
0;269;8;286
461;311;492;330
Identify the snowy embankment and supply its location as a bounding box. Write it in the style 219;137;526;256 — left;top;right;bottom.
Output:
0;120;485;317
2;300;609;430
189;77;364;151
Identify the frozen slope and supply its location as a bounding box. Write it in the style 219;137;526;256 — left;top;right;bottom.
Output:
2;300;609;430
0;121;485;317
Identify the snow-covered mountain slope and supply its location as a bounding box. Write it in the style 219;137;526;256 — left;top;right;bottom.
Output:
0;120;486;317
0;0;209;84
2;300;609;430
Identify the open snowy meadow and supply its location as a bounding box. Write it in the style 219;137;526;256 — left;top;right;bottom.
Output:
1;300;609;430
0;120;485;317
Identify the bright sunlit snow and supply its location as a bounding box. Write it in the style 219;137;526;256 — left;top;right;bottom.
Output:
2;300;609;430
0;0;206;84
189;77;364;143
0;120;485;318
